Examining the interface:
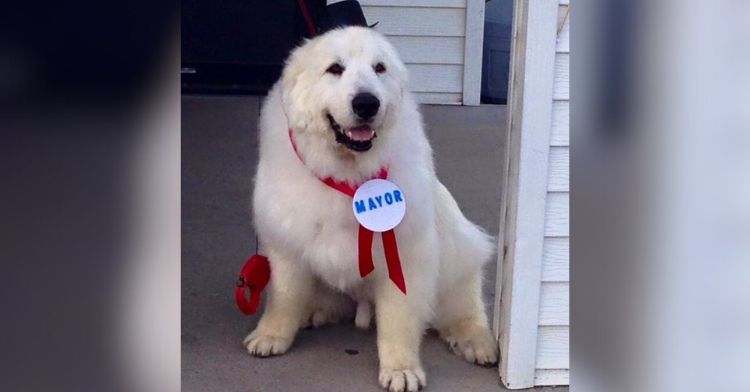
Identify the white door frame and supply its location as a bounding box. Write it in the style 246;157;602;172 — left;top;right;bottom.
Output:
492;0;559;389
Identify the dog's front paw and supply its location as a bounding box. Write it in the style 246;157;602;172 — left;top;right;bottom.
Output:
379;366;426;392
243;330;293;357
441;322;498;366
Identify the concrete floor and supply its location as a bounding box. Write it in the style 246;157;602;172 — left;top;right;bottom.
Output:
182;95;566;392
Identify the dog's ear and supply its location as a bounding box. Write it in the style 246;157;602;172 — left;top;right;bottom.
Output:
382;42;408;86
280;44;317;131
281;45;305;97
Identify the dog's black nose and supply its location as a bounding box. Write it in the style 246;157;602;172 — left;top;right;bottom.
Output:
352;92;380;120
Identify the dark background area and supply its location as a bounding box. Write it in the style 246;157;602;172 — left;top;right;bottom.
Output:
181;0;325;94
181;0;514;102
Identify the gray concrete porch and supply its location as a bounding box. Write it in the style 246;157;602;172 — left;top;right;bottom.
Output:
181;95;566;392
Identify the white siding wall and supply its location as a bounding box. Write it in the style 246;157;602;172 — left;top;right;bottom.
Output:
328;0;484;105
535;1;569;386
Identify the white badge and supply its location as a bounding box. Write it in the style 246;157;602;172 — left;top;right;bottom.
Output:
352;179;406;232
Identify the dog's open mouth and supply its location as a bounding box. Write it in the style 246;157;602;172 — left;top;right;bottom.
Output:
327;114;376;152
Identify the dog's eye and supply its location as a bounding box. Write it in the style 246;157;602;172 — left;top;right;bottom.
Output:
326;63;344;75
374;62;386;74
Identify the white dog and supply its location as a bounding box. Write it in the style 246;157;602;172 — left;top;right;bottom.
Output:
245;26;498;392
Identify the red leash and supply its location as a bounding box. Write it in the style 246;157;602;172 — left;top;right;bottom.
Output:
235;0;315;316
296;0;317;37
289;129;406;293
235;254;271;315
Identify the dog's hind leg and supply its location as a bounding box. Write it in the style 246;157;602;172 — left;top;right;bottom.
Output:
432;181;498;366
354;300;373;330
244;248;314;357
304;280;356;328
434;267;498;366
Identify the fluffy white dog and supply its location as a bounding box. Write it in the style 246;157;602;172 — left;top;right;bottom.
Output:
245;26;498;392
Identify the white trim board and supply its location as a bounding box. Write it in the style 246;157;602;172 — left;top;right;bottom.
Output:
496;0;560;389
461;0;485;105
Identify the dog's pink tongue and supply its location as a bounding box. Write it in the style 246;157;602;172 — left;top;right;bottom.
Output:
345;126;374;141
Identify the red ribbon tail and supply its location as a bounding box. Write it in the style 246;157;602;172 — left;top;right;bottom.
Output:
382;229;406;294
358;225;375;277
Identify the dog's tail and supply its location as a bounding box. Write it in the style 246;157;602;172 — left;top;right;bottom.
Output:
434;181;496;271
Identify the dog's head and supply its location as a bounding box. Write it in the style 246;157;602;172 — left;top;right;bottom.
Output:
280;27;408;155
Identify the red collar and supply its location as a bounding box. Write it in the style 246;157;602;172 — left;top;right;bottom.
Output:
288;129;388;197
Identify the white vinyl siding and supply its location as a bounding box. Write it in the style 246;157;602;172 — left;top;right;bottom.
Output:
538;282;570;326
329;0;485;105
362;6;466;36
534;0;570;386
406;64;463;93
543;192;569;237
535;326;569;369
553;53;570;100
412;92;462;105
388;36;465;64
547;147;569;192
550;101;570;146
534;369;570;386
358;0;466;7
541;237;569;282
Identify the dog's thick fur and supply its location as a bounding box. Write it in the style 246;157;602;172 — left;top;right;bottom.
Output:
245;27;497;392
